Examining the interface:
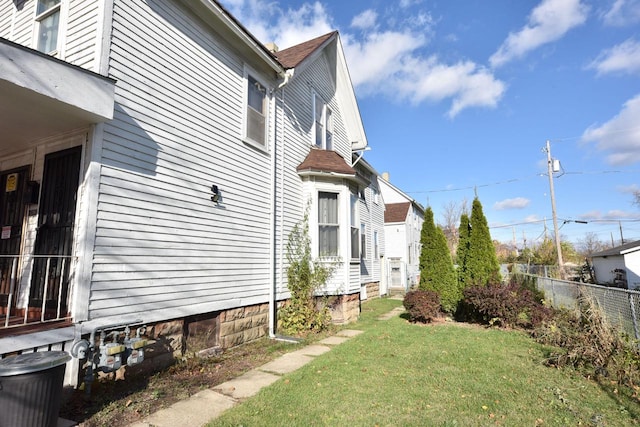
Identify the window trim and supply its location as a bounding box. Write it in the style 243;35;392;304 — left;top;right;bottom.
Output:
318;191;340;258
312;92;333;150
350;192;359;260
242;67;271;152
34;0;62;54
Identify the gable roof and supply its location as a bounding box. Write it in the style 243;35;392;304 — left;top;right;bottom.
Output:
591;240;640;258
385;202;411;223
274;31;368;151
275;32;337;69
296;149;356;176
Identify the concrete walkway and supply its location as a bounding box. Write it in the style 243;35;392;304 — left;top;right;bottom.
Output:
128;329;366;427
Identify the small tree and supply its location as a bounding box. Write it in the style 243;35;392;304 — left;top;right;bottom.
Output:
456;213;471;289
457;197;501;288
419;207;459;313
279;211;338;335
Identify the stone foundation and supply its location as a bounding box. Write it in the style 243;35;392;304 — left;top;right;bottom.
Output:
364;281;381;299
326;293;360;324
218;302;269;348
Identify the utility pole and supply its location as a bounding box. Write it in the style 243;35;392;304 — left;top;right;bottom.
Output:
544;140;564;278
619;221;625;245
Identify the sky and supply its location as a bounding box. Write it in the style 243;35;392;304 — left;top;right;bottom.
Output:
219;0;640;249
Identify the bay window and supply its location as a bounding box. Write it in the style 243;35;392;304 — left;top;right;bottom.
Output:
318;192;339;257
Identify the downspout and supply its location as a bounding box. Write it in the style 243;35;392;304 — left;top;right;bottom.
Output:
269;70;293;338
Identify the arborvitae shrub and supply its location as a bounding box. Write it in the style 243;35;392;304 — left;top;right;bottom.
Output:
403;290;441;323
458;282;552;329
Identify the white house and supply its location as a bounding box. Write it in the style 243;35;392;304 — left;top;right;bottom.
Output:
353;158;386;299
590;240;640;290
379;173;424;292
0;0;377;386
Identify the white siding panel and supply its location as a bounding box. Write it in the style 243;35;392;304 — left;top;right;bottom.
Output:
64;0;100;70
0;1;14;37
90;0;275;320
6;0;34;46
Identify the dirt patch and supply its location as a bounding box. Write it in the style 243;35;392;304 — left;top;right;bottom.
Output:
59;338;297;426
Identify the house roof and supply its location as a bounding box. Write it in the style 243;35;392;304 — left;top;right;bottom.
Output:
275;32;337;69
591;240;640;258
296;149;356;176
384;202;411;223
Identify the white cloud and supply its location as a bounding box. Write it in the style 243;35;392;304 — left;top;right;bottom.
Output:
489;0;589;68
618;184;640;194
601;0;640;26
582;94;640;165
588;38;640;76
220;0;505;117
494;197;531;210
351;10;377;30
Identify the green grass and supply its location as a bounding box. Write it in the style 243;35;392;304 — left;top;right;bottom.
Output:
209;297;639;427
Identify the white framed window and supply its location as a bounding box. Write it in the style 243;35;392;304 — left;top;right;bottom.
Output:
350;192;359;259
313;93;333;150
360;223;367;259
244;72;269;148
35;0;61;54
373;231;379;258
318;191;339;257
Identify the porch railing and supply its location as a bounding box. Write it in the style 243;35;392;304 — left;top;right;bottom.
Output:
1;255;74;330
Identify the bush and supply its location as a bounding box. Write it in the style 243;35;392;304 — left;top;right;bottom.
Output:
458;282;552;329
403;290;441;323
533;294;640;387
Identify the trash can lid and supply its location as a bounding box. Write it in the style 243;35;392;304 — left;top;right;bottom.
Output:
0;351;71;376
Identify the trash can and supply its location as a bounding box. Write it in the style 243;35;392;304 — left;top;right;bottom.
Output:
0;351;71;427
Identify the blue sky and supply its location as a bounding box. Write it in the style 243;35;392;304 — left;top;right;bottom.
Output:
220;0;640;248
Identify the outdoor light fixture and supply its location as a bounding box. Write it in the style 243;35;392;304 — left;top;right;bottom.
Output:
210;184;220;203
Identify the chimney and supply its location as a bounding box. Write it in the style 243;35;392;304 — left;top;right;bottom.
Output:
381;172;390;181
265;42;279;53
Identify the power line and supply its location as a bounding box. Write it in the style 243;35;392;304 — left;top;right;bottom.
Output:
406;169;640;194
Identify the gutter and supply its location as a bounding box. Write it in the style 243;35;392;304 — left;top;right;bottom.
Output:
269;71;293;338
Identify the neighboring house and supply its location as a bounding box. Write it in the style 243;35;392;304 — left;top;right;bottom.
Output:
379;173;424;292
590;240;640;290
353;158;386;299
0;0;374;386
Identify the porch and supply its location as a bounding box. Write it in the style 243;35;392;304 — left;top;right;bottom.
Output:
0;255;75;337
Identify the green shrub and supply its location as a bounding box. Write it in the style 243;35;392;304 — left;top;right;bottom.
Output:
279;209;339;336
533;294;640;387
403;290;441;323
458;282;552;329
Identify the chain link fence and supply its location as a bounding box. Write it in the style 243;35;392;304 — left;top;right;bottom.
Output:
531;275;640;340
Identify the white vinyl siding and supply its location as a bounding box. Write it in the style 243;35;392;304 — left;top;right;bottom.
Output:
64;0;100;70
90;0;275;320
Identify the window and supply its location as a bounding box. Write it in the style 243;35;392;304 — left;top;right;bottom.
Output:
373;231;379;258
35;0;61;54
318;192;339;256
360;223;367;259
313;94;333;150
245;74;267;147
350;193;359;259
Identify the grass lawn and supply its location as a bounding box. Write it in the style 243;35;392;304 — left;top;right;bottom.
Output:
208;297;639;427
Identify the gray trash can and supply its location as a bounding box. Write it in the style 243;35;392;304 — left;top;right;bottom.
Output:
0;351;71;427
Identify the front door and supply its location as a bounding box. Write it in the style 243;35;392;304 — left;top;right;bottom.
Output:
29;147;82;318
0;167;29;308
